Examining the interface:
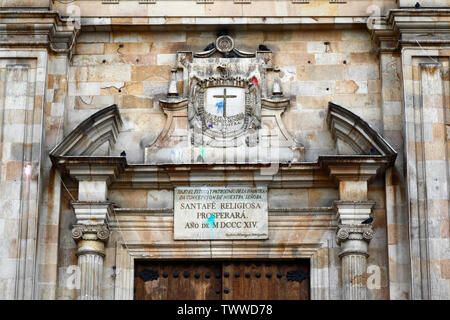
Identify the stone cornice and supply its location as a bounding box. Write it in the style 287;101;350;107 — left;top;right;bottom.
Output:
321;156;391;183
372;9;450;51
0;9;79;56
77;16;368;32
52;155;393;188
53;156;127;185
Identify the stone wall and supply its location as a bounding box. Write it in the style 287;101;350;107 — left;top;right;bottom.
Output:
67;29;382;162
0;1;449;301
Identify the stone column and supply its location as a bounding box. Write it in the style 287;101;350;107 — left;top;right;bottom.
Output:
66;162;122;300
72;224;110;300
325;162;381;300
334;201;375;300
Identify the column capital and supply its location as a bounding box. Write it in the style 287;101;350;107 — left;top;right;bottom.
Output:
334;200;375;258
72;224;110;258
336;225;374;246
72;224;110;243
336;224;374;260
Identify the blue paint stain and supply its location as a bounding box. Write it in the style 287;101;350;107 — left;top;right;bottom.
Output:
215;101;224;114
207;214;215;228
208;123;213;128
207;214;215;239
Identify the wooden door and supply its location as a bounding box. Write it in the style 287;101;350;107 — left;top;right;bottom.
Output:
222;261;309;300
135;261;222;300
134;260;309;300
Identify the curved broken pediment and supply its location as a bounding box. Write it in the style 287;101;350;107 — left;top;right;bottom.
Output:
49;105;123;158
327;102;396;164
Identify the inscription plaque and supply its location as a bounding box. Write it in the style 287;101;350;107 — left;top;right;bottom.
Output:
174;186;268;240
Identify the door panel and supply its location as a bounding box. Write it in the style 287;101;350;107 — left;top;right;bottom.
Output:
134;260;310;300
222;261;310;300
135;261;222;300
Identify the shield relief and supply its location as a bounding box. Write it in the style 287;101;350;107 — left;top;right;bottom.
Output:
192;77;260;141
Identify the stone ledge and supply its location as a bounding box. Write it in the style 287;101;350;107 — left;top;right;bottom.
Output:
372;9;450;51
77;16;368;32
0;9;79;55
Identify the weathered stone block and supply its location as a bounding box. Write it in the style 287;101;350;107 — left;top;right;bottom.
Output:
78;181;107;201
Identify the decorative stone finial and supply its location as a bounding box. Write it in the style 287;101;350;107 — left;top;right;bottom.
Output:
271;68;283;97
167;68;179;97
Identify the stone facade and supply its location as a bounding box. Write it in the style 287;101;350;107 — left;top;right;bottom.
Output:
0;0;448;300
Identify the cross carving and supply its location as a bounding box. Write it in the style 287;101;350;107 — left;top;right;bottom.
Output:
213;88;237;117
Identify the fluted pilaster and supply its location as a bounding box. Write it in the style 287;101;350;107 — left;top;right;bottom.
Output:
334;200;375;300
72;224;110;300
78;251;104;300
336;224;374;300
341;254;367;300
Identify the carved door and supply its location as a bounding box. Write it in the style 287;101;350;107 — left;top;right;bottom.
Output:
221;261;309;300
135;261;222;300
134;260;309;300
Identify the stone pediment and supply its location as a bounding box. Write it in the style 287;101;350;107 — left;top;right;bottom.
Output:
327;102;396;164
49;104;123;159
144;34;305;165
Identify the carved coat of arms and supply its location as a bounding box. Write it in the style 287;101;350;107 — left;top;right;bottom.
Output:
188;62;262;146
144;33;304;164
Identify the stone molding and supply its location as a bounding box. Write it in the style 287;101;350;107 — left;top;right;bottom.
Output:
333;200;375;225
0;9;79;56
113;240;332;300
71;201;115;225
54;158;127;187
322;156;392;184
52;156;395;189
76;16;368;33
372;9;450;52
66;163;123;184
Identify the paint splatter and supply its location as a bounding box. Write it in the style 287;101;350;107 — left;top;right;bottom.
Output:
199;147;205;159
207;214;215;239
216;101;224;114
251;76;259;88
208;123;213;128
207;214;215;228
